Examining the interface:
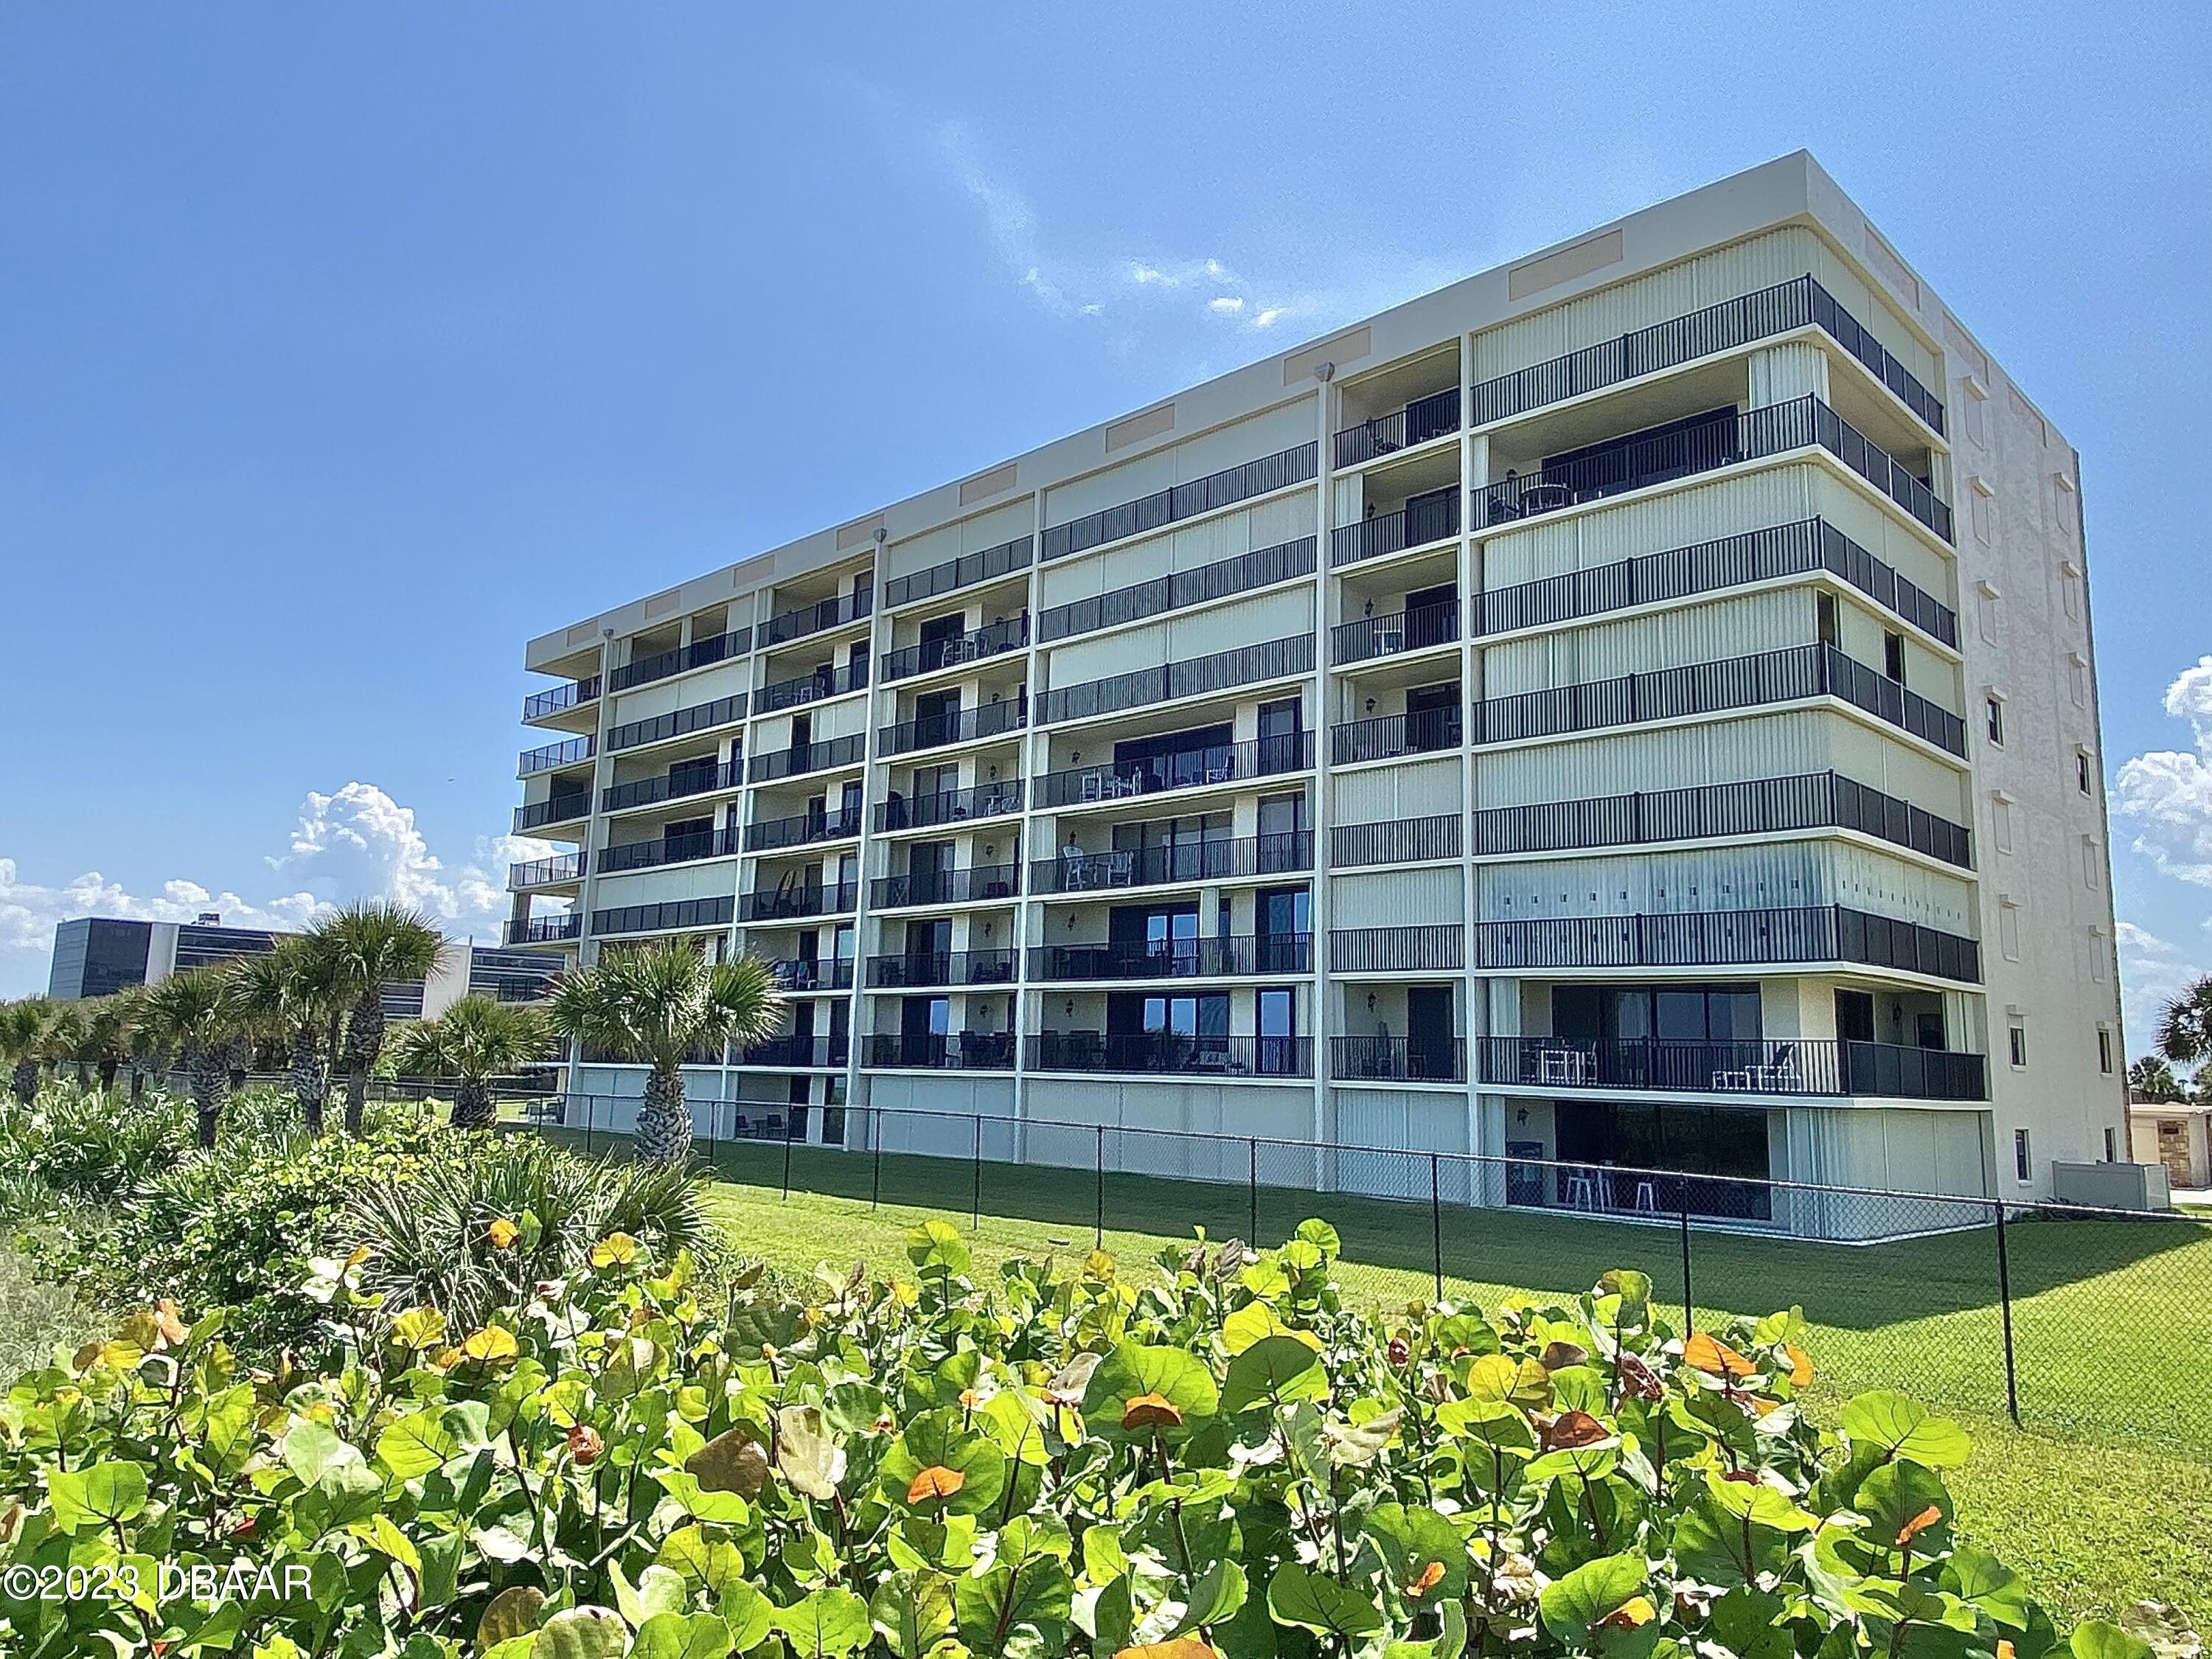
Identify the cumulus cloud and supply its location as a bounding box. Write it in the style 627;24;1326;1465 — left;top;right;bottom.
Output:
1;782;546;996
2116;656;2212;886
2116;920;2206;1060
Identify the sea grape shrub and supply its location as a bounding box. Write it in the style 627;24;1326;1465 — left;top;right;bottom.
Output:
0;1218;2133;1659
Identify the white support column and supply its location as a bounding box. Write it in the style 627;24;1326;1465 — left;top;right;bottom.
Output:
1010;487;1047;1162
842;533;891;1121
1307;370;1335;1191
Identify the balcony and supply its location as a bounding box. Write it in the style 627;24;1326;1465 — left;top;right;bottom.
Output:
592;895;735;937
609;628;750;694
1332;814;1462;869
878;698;1027;757
1028;932;1312;982
760;660;869;714
1034;731;1314;809
869;863;1020;909
1036;537;1317;644
885;535;1032;610
1027;1032;1312;1078
1332;1035;1468;1084
1468;273;1945;435
1330;706;1462;765
601;759;742;813
771;956;855;993
876;780;1024;833
1475;1036;1987;1102
1042;441;1318;563
1334;598;1461;666
1330;925;1466;973
1335;386;1462;468
742;1034;849;1068
1033;832;1312;895
748;734;864;783
508;852;585;891
1475;397;1952;543
505;914;581;947
881;616;1028;682
518;735;594;776
606;692;748;754
523;675;599;723
1332;493;1461;568
762;589;872;648
1470;904;1981;984
599;826;740;874
515;794;591;833
866;1032;1017;1071
746;808;864;853
865;949;1018;989
738;882;859;924
1037;634;1314;726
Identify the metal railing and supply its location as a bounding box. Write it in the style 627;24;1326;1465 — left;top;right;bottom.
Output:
515;795;591;833
522;675;599;722
1037;633;1315;725
1332;814;1463;868
770;956;855;992
1330;925;1466;973
759;659;869;712
599;826;741;873
761;588;872;647
504;914;580;946
748;734;864;782
866;1032;1018;1071
870;863;1021;909
880;616;1028;682
1469;272;1945;434
1037;538;1316;643
1334;599;1461;664
1043;440;1319;561
1333;1034;1468;1082
1034;831;1312;894
508;852;585;890
1331;706;1464;765
1471;903;1981;982
609;627;751;694
864;948;1019;989
745;809;864;852
740;1034;849;1068
1034;731;1315;807
1027;1032;1312;1077
1332;493;1462;566
876;781;1025;832
591;895;735;937
601;759;743;813
518;734;594;775
879;698;1028;756
607;692;748;753
1473;1035;1987;1101
1029;932;1312;981
884;535;1032;609
1472;516;1957;647
1335;386;1462;467
738;882;860;923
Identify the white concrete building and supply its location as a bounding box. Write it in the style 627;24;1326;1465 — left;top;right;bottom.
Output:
507;151;2125;1225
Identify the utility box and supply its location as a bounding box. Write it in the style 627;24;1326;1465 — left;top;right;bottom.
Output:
2050;1161;2172;1212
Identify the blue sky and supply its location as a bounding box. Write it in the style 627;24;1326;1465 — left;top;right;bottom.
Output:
2;3;2209;1046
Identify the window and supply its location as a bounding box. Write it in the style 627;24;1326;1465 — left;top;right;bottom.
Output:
1985;698;2004;745
1816;591;1839;647
2103;1126;2117;1162
2014;1127;2032;1182
1883;630;1907;686
2008;1024;2028;1068
2077;753;2093;796
2097;1029;2113;1075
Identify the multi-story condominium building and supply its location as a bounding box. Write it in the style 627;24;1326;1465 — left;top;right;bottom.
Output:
508;152;2125;1223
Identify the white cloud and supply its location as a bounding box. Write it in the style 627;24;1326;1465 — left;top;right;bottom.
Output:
2116;920;2206;1061
1207;296;1245;315
1;782;542;997
2116;656;2212;885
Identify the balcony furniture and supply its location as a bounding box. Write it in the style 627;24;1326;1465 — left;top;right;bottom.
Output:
1565;1173;1599;1211
1539;1046;1593;1086
1520;481;1575;513
1631;1180;1659;1214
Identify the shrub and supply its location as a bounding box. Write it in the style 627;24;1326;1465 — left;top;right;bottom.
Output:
0;1080;191;1209
0;1218;2135;1659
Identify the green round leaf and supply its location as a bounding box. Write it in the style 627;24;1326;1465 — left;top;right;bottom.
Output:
1539;1553;1649;1643
1267;1562;1385;1637
1220;1334;1326;1415
773;1587;873;1659
1082;1340;1220;1442
1840;1391;1973;1470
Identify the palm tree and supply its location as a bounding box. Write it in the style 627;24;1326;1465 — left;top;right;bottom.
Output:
313;903;447;1135
232;939;341;1133
144;969;240;1147
2129;1054;2189;1104
77;994;139;1093
395;994;557;1130
124;992;167;1102
36;1002;86;1088
0;999;52;1105
548;939;783;1166
2158;976;2212;1072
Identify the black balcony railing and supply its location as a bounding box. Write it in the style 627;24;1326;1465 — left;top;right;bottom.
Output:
1329;925;1466;973
1029;932;1312;982
746;808;863;852
1335;386;1462;467
601;759;742;813
1475;1037;1986;1102
881;616;1029;682
1332;1035;1468;1083
880;698;1027;756
748;734;864;783
885;535;1033;610
1471;903;1981;983
1027;1032;1312;1077
771;957;855;993
1035;731;1315;808
515;795;591;832
1473;770;1972;869
759;659;869;713
1334;599;1461;665
599;826;741;873
1331;706;1463;765
1476;397;1952;542
876;781;1025;833
1332;493;1462;566
1034;832;1312;894
1469;273;1945;435
1039;634;1315;726
518;735;594;774
1037;538;1317;644
505;914;581;946
866;1032;1018;1071
741;1034;849;1068
523;675;599;722
609;627;751;694
508;852;585;890
1043;441;1318;562
1332;814;1463;868
864;949;1018;989
607;692;749;754
1472;517;1956;647
869;864;1021;909
762;588;872;647
738;882;859;923
591;895;735;937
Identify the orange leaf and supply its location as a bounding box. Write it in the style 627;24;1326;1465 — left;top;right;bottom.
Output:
1405;1560;1446;1598
1784;1343;1814;1388
958;1388;983;1409
1121;1391;1185;1431
1683;1333;1756;1378
1896;1504;1943;1547
154;1300;189;1347
1116;1642;1220;1659
1540;1409;1610;1450
1998;1644;2016;1659
906;1464;965;1504
1596;1596;1658;1632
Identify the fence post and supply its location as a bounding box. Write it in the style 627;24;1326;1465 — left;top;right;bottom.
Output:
584;1093;596;1158
1678;1196;1694;1333
1248;1137;1259;1244
1993;1200;2022;1426
971;1116;983;1233
871;1109;883;1211
1093;1125;1105;1252
703;1096;717;1172
782;1127;793;1201
1430;1152;1444;1305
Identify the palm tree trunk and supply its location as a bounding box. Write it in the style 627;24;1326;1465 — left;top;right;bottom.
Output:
451;1077;496;1132
291;1022;327;1135
634;1062;694;1166
187;1044;226;1148
98;1058;119;1092
344;992;384;1136
10;1060;35;1105
130;1067;145;1103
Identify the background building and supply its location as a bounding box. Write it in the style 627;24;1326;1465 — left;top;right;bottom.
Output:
507;151;2125;1222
